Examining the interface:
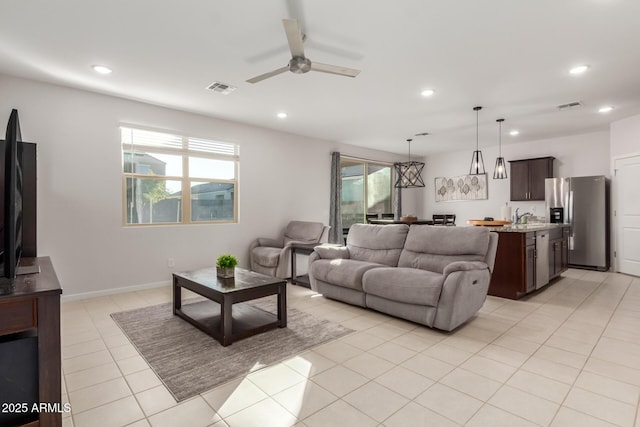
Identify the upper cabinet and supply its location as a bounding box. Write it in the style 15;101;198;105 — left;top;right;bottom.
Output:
509;157;554;201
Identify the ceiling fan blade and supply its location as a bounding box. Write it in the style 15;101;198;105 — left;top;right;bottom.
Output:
286;0;307;31
310;62;361;78
282;19;305;58
246;66;289;84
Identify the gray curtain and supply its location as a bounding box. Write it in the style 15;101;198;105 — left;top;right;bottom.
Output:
393;180;402;219
329;152;343;243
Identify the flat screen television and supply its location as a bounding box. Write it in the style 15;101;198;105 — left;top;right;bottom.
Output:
0;109;24;287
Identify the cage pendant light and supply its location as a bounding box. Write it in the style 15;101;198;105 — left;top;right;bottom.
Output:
394;138;425;188
469;106;486;175
493;118;508;179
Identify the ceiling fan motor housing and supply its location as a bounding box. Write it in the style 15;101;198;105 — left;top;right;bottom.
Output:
289;57;312;74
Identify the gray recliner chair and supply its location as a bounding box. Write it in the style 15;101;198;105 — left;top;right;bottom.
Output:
249;220;330;278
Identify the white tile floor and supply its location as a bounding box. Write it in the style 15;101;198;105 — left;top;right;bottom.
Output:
59;269;640;427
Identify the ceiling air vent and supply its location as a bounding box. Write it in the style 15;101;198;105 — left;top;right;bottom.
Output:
557;101;583;111
206;82;237;95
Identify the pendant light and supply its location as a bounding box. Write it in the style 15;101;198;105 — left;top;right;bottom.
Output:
469;106;485;175
394;138;425;188
493;118;508;179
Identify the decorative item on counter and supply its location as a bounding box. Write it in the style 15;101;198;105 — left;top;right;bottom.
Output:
216;254;238;278
501;203;512;221
400;215;418;222
484;217;494;221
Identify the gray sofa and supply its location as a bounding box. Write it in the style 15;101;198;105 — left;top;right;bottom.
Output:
308;224;498;331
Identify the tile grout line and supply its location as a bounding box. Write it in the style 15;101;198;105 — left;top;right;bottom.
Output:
61;273;639;427
546;274;633;426
447;273;610;425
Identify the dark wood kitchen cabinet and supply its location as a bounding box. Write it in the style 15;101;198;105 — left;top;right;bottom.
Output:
488;232;536;299
509;157;554;201
549;226;569;280
489;225;569;299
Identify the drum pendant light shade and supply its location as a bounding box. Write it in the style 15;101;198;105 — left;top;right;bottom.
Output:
493;118;508;179
394;138;425;188
469;106;486;175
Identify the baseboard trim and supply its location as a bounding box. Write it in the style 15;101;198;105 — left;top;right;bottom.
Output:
61;280;170;302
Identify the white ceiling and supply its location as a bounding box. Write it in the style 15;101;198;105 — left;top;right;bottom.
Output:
1;0;639;156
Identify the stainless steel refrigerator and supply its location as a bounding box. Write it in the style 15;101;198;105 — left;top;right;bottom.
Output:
545;176;610;271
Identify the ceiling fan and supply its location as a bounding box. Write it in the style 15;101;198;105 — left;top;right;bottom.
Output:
246;19;361;84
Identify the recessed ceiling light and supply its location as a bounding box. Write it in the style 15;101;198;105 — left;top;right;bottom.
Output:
92;65;113;75
421;89;435;97
277;112;288;119
598;105;614;113
509;130;520;136
569;65;589;75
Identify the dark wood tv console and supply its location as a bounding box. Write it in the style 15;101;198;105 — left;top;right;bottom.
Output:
0;257;62;427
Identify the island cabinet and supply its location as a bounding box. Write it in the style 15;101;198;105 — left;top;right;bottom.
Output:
488;232;536;299
488;225;569;300
509;156;554;201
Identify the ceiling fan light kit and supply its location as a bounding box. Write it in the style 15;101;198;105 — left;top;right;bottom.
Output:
246;19;361;84
493;118;508;179
469;106;486;175
395;138;426;188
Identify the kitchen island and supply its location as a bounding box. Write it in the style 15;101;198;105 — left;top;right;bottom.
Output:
486;224;569;299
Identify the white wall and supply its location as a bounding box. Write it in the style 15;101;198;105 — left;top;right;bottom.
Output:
424;131;611;226
0;75;422;297
611;114;640;159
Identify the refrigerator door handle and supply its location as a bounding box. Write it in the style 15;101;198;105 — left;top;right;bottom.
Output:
568;190;575;250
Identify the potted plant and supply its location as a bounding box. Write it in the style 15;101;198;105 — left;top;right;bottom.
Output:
216;254;238;278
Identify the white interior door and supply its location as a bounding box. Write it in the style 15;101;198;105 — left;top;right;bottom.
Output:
615;155;640;276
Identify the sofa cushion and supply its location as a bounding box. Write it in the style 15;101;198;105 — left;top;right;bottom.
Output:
252;246;280;267
363;267;445;306
398;226;489;273
346;224;409;266
284;221;324;245
310;258;385;291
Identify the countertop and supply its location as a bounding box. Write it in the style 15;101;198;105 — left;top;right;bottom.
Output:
483;223;569;233
467;220;512;227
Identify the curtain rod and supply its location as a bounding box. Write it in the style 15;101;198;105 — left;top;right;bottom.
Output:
335;152;396;165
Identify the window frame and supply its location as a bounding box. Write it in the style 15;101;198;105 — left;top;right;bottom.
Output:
340;156;395;227
121;125;239;226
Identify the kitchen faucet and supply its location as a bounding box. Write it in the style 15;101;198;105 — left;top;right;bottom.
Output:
514;208;532;224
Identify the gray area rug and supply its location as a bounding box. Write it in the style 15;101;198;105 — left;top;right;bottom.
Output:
111;298;353;401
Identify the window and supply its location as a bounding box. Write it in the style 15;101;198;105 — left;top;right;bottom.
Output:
121;127;239;225
340;157;393;228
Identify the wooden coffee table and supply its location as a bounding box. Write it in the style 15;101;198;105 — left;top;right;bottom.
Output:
172;267;287;346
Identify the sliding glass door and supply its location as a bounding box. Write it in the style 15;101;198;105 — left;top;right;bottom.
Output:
341;158;393;228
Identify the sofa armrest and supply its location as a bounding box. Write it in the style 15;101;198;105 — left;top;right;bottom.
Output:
313;245;350;260
443;261;489;276
433;267;491;331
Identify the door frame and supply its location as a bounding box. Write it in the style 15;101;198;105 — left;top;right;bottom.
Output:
612;152;640;273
